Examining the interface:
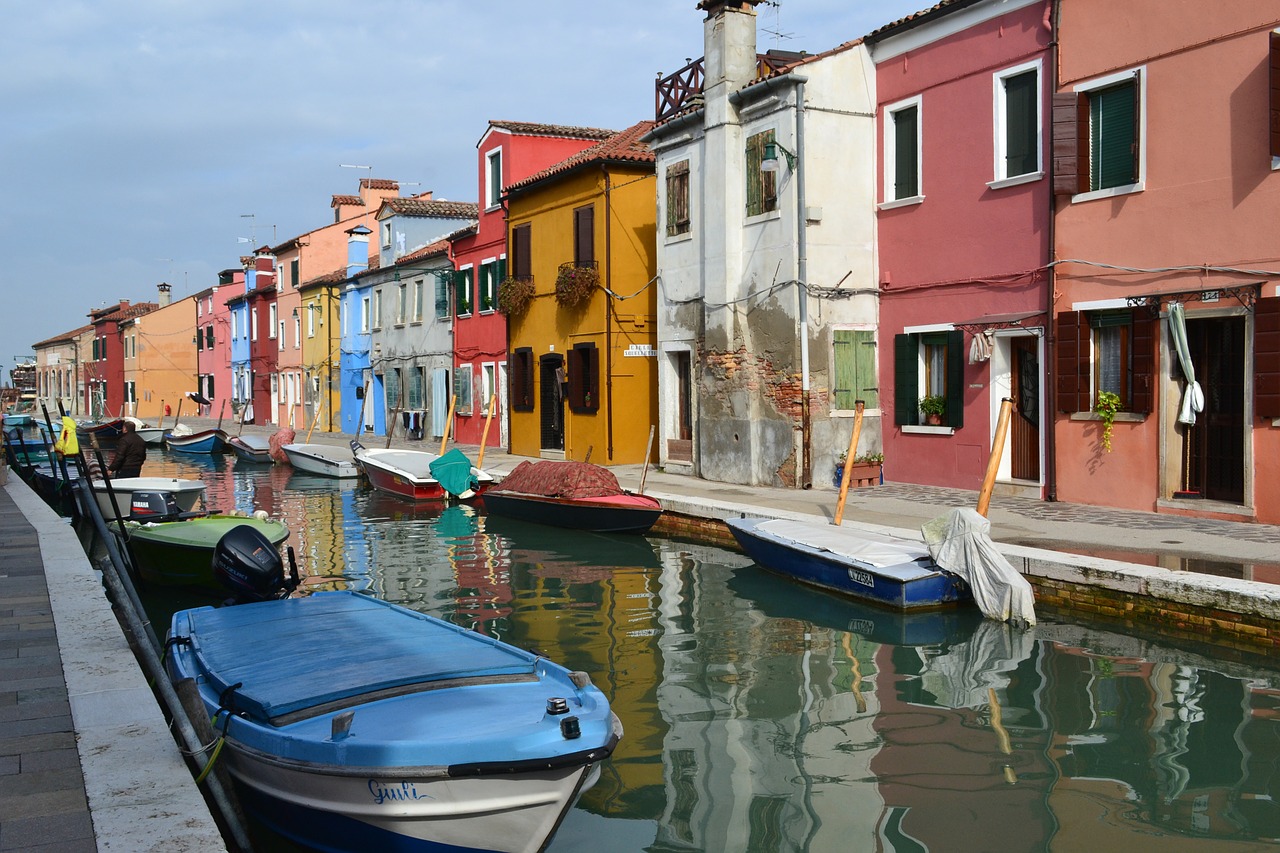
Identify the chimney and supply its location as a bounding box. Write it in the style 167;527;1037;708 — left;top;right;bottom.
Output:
157;283;172;307
346;225;372;278
699;0;761;95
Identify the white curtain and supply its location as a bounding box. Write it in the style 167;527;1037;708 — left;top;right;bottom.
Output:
1167;302;1204;426
431;368;449;437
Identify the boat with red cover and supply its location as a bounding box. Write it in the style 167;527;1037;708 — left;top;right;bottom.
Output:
481;460;662;534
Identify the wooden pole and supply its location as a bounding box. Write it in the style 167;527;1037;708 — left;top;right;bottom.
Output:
237;400;248;436
977;397;1015;517
156;400;166;431
305;395;325;443
476;393;497;468
354;380;370;437
438;395;457;456
385;408;400;449
637;425;655;494
833;401;865;526
216;398;227;431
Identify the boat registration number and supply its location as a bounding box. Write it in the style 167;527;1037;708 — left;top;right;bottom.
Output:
847;568;874;588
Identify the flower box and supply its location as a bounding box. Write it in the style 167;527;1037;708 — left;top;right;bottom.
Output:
834;462;882;489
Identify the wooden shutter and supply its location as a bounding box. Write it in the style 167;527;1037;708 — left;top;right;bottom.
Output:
1272;32;1280;158
1055;311;1086;412
893;107;919;199
574;207;594;265
512;224;532;279
511;348;534;411
666;160;690;236
1005;70;1038;177
945;329;965;429
893;333;919;425
1052;92;1082;196
746;133;764;215
1129;311;1155;414
1256;296;1280;418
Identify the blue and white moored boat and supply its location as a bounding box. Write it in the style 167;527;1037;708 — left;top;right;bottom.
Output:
726;516;970;610
164;428;229;454
167;590;621;853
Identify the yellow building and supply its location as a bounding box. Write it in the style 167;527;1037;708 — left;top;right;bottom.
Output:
299;272;344;433
503;121;658;463
130;292;198;422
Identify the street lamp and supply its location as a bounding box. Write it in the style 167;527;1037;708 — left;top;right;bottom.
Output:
760;140;797;173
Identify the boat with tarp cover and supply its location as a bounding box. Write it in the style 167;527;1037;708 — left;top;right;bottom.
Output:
481;460;663;534
166;590;620;853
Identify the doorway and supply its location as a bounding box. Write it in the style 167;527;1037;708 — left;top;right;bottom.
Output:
1183;316;1245;503
1009;336;1041;482
539;354;564;452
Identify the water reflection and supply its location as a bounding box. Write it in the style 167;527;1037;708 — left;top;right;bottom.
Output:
122;452;1280;851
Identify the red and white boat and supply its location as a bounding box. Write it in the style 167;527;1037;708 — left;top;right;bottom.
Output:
352;445;493;502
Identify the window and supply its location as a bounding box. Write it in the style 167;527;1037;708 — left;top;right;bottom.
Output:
412;279;424;321
293;315;300;349
893;329;964;427
512;223;532;279
1055;308;1154;413
206;325;214;350
1271;31;1280;166
479;259;504;313
994;62;1041;184
832;330;879;410
485;148;503;209
407;366;424;409
268;304;278;338
251;308;258;341
481;363;496;414
230;312;238;340
884;96;922;204
454;364;474;415
381;221;392;248
455;267;474;317
396;283;407;324
278;320;285;350
372;289;383;330
574;206;595;265
124;381;136;405
745;129;778;217
361;296;371;333
511;347;534;411
290;259;299;290
435;274;450;320
567;343;599;413
306;305;315;338
666;159;691;236
1053;69;1143;198
386;368;402;411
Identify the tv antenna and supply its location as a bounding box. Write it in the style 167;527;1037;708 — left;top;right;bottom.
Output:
759;1;794;50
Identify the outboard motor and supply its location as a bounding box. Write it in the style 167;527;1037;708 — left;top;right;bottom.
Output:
212;524;300;606
129;491;185;523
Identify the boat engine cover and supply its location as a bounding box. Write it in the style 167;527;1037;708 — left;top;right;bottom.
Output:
129;491;183;523
213;524;286;603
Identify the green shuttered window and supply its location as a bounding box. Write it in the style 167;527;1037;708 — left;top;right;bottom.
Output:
833;330;878;410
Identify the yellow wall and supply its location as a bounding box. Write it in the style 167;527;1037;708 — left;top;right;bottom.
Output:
132;296;198;421
299;285;342;432
506;165;657;463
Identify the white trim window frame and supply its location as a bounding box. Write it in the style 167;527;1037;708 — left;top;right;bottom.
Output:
991;58;1044;189
1071;66;1147;203
268;303;278;339
361;295;371;334
881;94;924;209
485;148;503;210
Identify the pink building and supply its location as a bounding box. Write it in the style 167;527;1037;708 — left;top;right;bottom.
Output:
868;0;1053;494
1051;0;1280;523
448;121;614;449
193;269;243;422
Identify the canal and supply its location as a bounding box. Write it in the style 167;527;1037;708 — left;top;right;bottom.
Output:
117;449;1280;851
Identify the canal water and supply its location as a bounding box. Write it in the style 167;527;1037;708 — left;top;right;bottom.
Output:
118;449;1280;851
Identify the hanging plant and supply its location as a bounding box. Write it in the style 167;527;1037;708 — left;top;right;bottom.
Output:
496;277;534;317
555;262;599;308
1094;390;1121;453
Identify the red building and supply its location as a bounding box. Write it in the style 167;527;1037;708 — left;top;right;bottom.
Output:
448;120;615;449
84;300;157;420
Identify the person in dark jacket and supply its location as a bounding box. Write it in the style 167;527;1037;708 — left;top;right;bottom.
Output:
109;420;147;479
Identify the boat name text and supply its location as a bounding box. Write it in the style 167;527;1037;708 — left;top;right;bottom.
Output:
368;780;432;804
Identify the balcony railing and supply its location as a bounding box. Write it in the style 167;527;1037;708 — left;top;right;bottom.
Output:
654;51;807;121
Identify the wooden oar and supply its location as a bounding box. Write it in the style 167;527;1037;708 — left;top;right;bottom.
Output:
977;397;1015;517
305;396;324;443
637;425;655;494
438;395;457;456
476;393;496;468
833;400;865;526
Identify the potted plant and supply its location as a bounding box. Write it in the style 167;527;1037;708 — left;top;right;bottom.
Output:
1094;390;1121;452
496;276;535;317
555;262;599;308
919;394;946;425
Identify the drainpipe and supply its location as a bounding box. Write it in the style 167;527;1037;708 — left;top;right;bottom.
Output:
604;166;615;460
1044;0;1060;502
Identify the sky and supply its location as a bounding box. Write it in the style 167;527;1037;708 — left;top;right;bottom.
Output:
0;0;928;384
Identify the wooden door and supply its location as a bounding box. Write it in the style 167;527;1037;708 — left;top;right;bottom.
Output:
1186;317;1244;503
1009;337;1041;481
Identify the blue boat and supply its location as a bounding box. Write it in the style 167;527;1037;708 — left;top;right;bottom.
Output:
166;591;620;852
164;428;228;454
726;516;970;610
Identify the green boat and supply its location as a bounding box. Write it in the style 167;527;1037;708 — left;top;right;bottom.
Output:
125;515;289;590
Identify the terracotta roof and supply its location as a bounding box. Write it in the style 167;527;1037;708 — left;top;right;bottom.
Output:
300;268;349;290
360;178;399;190
864;0;976;42
331;194;363;208
487;120;616;141
378;198;479;219
507;120;657;194
96;302;158;324
398;239;451;265
33;324;94;349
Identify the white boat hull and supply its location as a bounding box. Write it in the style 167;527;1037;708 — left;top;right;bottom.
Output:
225;744;599;853
91;477;206;520
282;443;359;478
